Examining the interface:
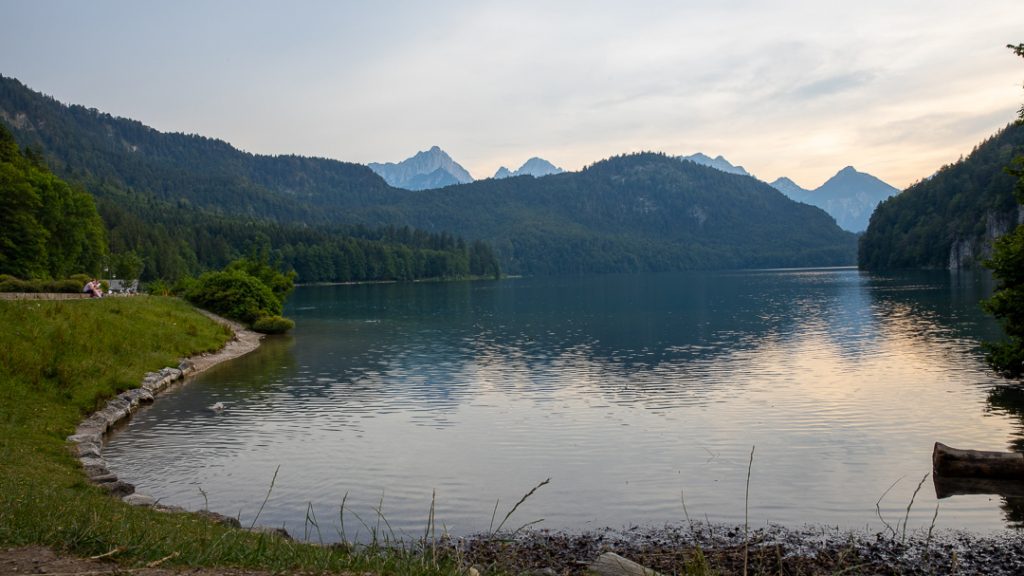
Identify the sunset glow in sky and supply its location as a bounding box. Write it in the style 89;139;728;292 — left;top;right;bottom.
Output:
2;0;1022;189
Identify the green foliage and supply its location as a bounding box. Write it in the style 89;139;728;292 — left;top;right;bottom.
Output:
108;250;144;282
0;74;850;276
0;298;465;573
0;274;92;293
0;123;106;279
145;278;171;296
859;121;1024;270
185;269;281;325
981;44;1024;378
225;255;295;302
252;315;295;334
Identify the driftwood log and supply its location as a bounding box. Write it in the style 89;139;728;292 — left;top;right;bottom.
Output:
933;442;1024;480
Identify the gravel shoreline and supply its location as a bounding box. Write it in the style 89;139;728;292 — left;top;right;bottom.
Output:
451;522;1024;575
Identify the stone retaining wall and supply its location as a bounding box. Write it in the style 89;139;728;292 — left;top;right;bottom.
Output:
0;292;91;300
65;362;196;504
63;311;265;530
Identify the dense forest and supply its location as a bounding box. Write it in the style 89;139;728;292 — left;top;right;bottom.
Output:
0;121;498;284
0;124;105;279
355;153;859;274
859;121;1024;270
1;74;856;276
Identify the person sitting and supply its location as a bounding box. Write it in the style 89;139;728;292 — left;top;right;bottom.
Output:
84;279;103;298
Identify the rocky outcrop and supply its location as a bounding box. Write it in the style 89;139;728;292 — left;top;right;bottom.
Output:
948;209;1020;269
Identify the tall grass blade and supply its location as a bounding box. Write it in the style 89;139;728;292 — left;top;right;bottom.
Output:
494;478;550;534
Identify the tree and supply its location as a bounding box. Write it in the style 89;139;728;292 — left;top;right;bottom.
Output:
0;123;106;278
982;43;1024;378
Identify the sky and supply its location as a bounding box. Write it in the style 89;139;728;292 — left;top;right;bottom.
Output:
1;0;1022;190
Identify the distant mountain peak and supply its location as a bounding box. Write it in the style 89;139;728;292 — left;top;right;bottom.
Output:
679;152;751;177
493;156;564;179
770;166;899;232
368;146;473;190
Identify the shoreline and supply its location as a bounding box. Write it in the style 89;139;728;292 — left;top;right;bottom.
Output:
66;307;263;507
49;303;1024;574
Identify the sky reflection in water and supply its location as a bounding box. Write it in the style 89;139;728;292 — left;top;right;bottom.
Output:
103;268;1023;541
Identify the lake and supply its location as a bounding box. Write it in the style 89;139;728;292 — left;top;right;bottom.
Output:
103;268;1024;541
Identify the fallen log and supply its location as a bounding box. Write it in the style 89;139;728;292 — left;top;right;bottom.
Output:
933;442;1024;480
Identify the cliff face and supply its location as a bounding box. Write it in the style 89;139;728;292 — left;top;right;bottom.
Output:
947;207;1023;269
858;122;1024;271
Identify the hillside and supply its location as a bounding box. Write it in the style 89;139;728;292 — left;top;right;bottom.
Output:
0;74;857;276
859;121;1024;270
343;153;859;274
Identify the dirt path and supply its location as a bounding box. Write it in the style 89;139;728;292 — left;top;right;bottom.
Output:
0;545;277;575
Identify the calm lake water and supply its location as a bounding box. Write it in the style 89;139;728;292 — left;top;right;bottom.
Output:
104;268;1024;541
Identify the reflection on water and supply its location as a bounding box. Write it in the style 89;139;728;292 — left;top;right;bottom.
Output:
103;268;1022;541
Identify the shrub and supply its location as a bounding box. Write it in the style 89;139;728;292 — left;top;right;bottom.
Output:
0;275;41;293
146;279;172;296
252;315;295;334
43;279;87;293
185;270;281;325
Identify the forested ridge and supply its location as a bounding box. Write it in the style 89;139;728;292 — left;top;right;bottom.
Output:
0;75;498;282
0;74;856;277
859;121;1024;270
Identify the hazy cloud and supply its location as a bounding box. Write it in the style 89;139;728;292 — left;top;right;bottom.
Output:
0;0;1021;188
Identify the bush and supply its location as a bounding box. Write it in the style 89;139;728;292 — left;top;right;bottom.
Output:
146;279;172;296
0;275;41;293
185;270;281;325
252;315;295;334
43;278;87;293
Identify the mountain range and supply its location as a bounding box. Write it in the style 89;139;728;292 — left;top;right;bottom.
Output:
494;157;564;179
680;153;752;177
367;146;474;190
0;74;858;277
681;151;899;232
769;167;900;232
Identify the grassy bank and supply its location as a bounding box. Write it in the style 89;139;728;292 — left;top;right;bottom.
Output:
0;296;455;574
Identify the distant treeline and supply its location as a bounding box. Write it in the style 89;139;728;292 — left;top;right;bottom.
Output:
96;188;500;283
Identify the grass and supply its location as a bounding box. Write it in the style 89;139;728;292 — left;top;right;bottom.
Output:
0;296;985;575
0;296;459;574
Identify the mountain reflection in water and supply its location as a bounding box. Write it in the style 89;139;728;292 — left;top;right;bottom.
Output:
103;269;1022;541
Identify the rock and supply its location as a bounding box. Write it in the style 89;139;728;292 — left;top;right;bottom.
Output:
588;552;662;576
89;473;119;484
194;510;242;528
247;526;293;540
101;481;135;497
79;456;107;470
73;441;102;458
122;493;156;507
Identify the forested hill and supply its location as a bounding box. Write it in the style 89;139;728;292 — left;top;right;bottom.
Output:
347;153;858;274
859;122;1024;270
0;74;857;275
0;75;400;222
